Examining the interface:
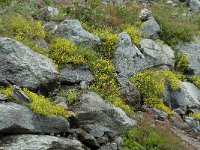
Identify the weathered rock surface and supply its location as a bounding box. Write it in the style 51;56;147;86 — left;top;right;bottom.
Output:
117;76;141;107
61;64;94;84
55;19;100;47
114;33;175;77
177;36;200;75
0;103;69;134
0;134;86;150
0;93;7;101
142;17;160;39
139;8;152;21
70;92;136;134
187;0;200;11
0;37;59;93
164;81;200;111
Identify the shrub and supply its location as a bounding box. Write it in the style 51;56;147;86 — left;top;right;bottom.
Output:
192;75;200;89
130;69;180;114
175;51;189;73
49;37;85;67
23;88;69;118
0;15;47;55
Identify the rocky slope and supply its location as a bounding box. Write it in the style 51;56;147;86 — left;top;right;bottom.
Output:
0;0;200;149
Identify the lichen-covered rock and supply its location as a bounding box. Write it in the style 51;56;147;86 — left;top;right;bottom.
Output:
70;92;136;134
0;135;85;150
55;19;100;47
0;103;69;134
142;17;161;39
187;0;200;11
61;64;94;84
0;37;59;93
177;36;200;75
114;33;175;77
139;8;152;21
164;81;200;111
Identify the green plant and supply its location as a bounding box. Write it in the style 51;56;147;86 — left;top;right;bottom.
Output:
49;37;86;67
130;69;180;114
0;86;13;100
23;88;68;118
175;51;189;73
192;75;200;89
192;113;200;121
57;89;78;105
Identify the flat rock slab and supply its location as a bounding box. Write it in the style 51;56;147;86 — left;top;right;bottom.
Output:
0;134;85;150
0;103;69;134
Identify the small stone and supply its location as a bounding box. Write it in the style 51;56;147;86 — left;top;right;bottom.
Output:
89;129;104;138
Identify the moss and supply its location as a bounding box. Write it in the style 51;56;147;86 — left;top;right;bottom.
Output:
121;24;141;46
0;86;13;100
192;113;200;121
23;88;68;118
0;15;47;55
175;51;189;73
192;75;200;89
130;69;180;114
49;37;86;67
57;89;78;105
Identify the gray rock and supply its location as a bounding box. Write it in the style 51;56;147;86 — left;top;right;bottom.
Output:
139;8;152;21
99;142;118;150
36;39;48;49
70;92;137;134
55;19;100;47
0;134;85;150
61;64;94;84
0;37;59;93
114;33;175;77
89;129;104;138
43;21;58;33
0;93;7;101
47;6;59;17
12;85;30;104
164;81;200;111
142;17;160;39
75;128;100;149
177;36;200;75
151;108;168;121
117;76;141;107
187;0;200;11
114;137;123;149
0;103;69;134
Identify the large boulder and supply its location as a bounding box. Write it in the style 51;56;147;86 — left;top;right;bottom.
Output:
61;64;94;84
117;76;141;107
114;32;175;77
55;19;100;47
187;0;200;11
0;37;59;93
142;17;161;39
177;36;200;75
70;92;136;134
0;103;69;134
164;81;200;111
0;135;86;150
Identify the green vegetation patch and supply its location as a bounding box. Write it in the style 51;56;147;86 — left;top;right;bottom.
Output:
130;69;180;114
175;51;189;73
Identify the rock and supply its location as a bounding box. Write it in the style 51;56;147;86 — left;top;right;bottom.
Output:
12;85;30;104
97;136;109;145
184;116;200;137
36;39;48;49
89;129;104;138
70;92;137;134
0;103;69;134
114;33;175;77
80;81;89;89
117;76;141;107
114;137;123;149
0;93;7;101
139;8;152;21
142;17;161;39
187;0;200;11
99;142;118;150
47;6;59;17
53;96;68;109
75;128;100;149
55;19;100;47
0;37;59;93
164;81;200;111
171;112;188;130
61;64;94;84
177;36;200;75
43;21;58;33
0;134;86;150
151;108;168;121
